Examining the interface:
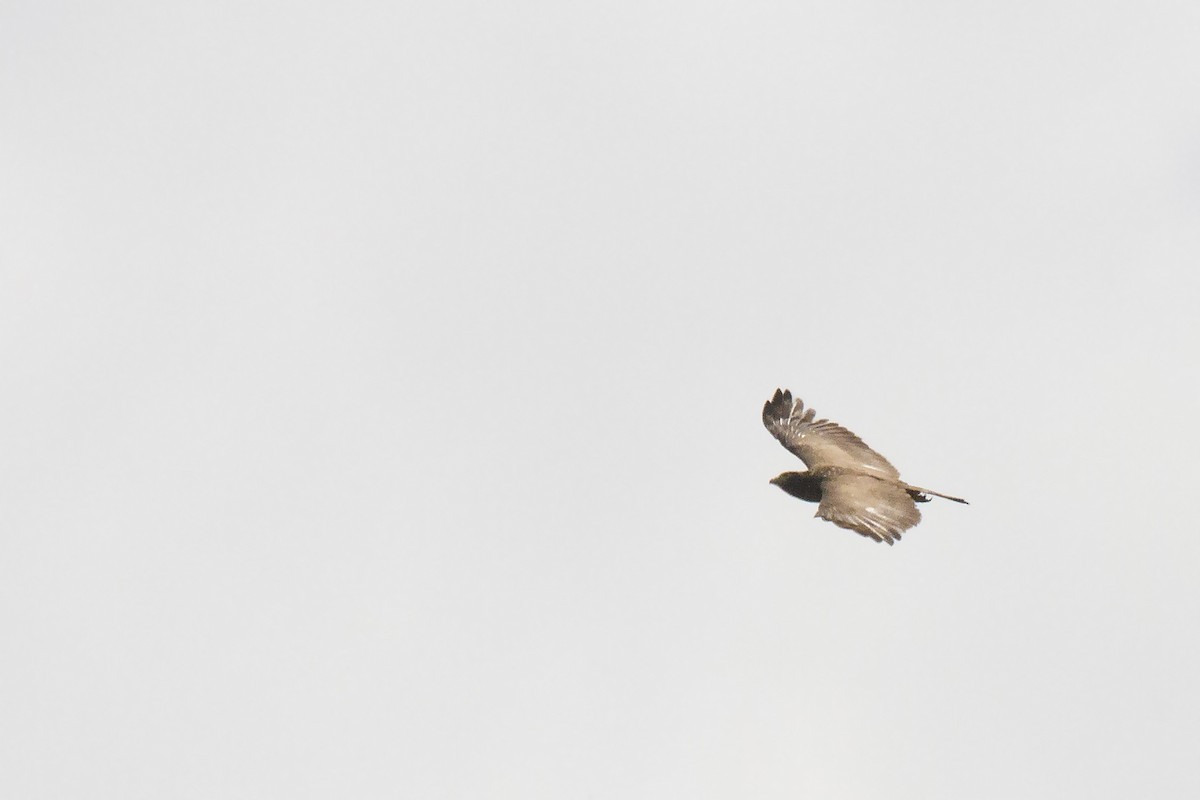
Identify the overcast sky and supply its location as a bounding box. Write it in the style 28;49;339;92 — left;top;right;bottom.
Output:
3;2;1200;798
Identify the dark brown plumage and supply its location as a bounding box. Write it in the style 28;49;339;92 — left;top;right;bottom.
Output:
763;389;966;545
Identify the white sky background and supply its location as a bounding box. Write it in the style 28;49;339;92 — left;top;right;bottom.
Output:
3;1;1199;797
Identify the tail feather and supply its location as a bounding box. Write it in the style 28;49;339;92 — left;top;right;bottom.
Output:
904;483;968;504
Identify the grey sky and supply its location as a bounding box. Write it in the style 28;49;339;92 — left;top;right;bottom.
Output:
3;2;1199;798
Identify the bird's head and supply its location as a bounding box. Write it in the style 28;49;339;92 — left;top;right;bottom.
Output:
769;471;821;502
769;472;800;487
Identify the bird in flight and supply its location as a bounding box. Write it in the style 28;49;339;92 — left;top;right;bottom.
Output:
763;389;966;545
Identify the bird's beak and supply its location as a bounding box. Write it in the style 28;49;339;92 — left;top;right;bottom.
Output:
768;475;781;485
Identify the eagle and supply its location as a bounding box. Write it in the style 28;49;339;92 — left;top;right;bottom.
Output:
763;389;966;544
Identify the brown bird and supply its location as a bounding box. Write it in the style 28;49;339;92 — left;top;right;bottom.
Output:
763;389;966;545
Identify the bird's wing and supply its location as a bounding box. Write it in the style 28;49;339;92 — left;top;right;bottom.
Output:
762;389;900;478
816;474;920;545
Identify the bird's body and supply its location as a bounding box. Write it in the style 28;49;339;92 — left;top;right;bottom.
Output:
763;389;966;545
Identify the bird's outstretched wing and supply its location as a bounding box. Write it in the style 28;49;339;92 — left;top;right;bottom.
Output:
816;473;920;545
762;389;900;478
